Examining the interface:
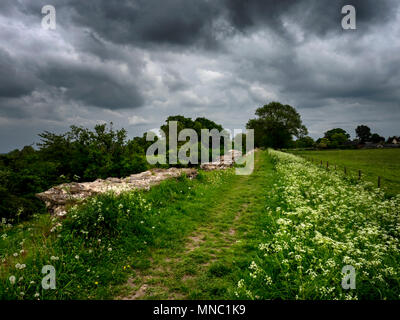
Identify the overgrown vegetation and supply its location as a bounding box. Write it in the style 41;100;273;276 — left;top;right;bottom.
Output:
0;116;226;222
0;123;149;221
0;169;232;299
2;102;400;301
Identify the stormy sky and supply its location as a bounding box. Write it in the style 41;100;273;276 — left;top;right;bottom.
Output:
1;0;399;152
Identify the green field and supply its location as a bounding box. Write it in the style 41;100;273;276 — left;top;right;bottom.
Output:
289;149;400;196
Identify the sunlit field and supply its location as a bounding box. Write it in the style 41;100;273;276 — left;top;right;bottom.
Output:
289;149;400;196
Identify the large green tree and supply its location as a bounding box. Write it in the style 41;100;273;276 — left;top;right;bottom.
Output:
246;102;308;148
295;136;315;148
324;128;350;141
355;125;372;143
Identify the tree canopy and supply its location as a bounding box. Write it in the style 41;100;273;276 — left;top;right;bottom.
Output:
246;102;308;148
356;125;372;143
324;128;350;141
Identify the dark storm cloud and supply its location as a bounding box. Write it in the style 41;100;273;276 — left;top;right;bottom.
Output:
44;0;397;47
224;0;397;37
3;0;399;47
37;61;145;109
162;69;188;92
0;49;36;98
0;0;400;152
48;0;224;48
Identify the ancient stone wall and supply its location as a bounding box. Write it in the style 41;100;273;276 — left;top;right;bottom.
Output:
36;149;249;217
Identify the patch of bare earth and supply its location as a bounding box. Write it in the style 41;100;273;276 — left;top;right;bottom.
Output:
185;234;206;252
224;202;248;239
119;277;149;300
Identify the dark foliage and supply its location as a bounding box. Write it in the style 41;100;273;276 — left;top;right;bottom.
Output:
246;102;307;149
356;125;372;143
0;117;225;221
0;123;148;221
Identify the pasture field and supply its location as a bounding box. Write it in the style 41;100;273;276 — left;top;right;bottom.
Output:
289;149;400;196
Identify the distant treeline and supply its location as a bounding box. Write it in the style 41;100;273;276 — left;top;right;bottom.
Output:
291;125;398;150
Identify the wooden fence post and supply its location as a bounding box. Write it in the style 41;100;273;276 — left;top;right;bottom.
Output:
378;176;381;188
327;161;329;169
344;166;347;175
358;170;361;180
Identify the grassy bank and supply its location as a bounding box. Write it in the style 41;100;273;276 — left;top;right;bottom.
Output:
0;168;235;299
236;150;400;299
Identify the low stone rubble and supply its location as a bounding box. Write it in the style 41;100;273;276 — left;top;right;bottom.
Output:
200;149;243;171
36;168;197;217
36;149;247;217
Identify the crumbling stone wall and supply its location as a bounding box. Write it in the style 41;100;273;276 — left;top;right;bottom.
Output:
36;150;247;217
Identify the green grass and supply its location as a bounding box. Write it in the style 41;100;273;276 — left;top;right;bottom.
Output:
117;151;279;299
0;169;232;299
2;150;399;300
289;149;400;196
0;151;279;300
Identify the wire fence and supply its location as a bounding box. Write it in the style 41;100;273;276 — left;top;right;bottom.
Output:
302;156;383;188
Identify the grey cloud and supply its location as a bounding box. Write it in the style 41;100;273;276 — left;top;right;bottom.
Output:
0;0;400;152
37;62;145;109
224;0;399;37
0;49;36;98
162;69;188;92
65;0;223;48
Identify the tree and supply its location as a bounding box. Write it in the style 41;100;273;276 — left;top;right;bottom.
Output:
355;125;372;143
160;116;224;146
371;133;385;144
295;136;315;148
317;138;330;149
330;133;349;148
159;115;227;163
324;128;350;141
246;102;308;149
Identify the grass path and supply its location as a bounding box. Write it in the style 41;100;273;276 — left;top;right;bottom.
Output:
119;150;277;299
